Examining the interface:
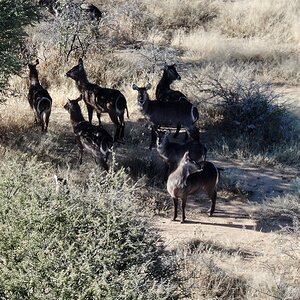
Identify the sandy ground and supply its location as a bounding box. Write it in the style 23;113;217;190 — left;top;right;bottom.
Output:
153;86;299;248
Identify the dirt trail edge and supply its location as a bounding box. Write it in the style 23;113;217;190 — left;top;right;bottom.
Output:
153;156;299;250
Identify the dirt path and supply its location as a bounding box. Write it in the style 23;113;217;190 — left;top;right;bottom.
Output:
152;86;300;252
153;158;298;250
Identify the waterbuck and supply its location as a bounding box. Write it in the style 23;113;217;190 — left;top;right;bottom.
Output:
167;151;219;223
80;3;102;21
27;59;52;132
64;98;113;171
157;130;207;179
66;58;129;141
156;63;187;102
39;0;102;21
132;83;199;149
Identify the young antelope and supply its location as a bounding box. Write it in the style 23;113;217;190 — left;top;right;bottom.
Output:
27;59;52;132
167;152;219;223
64;98;113;171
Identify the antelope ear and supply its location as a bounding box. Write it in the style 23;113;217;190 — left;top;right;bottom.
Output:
67;98;73;105
132;84;138;90
63;101;69;110
183;151;190;161
35;59;39;65
145;83;152;90
76;94;83;102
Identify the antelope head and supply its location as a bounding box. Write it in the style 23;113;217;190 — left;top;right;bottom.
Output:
28;59;39;69
65;57;86;80
163;62;181;81
132;83;152;106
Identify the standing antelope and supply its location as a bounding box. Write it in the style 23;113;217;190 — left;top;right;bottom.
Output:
27;59;52;132
64;98;113;171
156;63;187;102
66;58;129;141
157;130;207;178
132;83;199;149
167;152;219;223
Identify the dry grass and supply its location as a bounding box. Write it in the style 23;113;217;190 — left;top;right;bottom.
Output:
172;233;300;300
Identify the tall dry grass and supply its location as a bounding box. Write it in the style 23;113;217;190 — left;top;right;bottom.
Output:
13;0;300;109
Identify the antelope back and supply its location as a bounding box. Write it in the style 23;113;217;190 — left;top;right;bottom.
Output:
144;100;197;125
185;161;219;195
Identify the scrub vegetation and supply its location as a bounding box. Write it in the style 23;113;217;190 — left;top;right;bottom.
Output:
1;0;300;299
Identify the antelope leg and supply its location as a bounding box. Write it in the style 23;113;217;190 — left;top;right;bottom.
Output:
173;124;181;138
172;197;178;221
181;196;187;223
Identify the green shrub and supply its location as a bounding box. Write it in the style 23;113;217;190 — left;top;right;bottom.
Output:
0;157;179;299
0;0;39;96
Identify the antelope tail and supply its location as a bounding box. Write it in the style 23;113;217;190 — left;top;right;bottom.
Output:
125;105;129;119
37;97;52;115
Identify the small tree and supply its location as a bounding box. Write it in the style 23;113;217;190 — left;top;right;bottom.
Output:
0;0;39;98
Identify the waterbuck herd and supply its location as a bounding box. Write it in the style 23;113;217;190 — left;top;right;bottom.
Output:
27;58;221;223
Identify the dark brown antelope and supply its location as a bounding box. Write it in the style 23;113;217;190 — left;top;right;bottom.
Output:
157;130;207;178
39;0;102;21
156;63;187;102
27;59;52;132
66;58;129;141
132;83;199;149
167;152;219;223
64;98;113;171
80;3;102;21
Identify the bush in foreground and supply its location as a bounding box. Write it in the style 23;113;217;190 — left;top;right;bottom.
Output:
0;157;178;299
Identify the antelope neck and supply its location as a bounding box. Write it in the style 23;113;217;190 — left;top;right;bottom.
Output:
75;70;90;92
159;71;173;88
70;110;85;124
29;70;39;86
